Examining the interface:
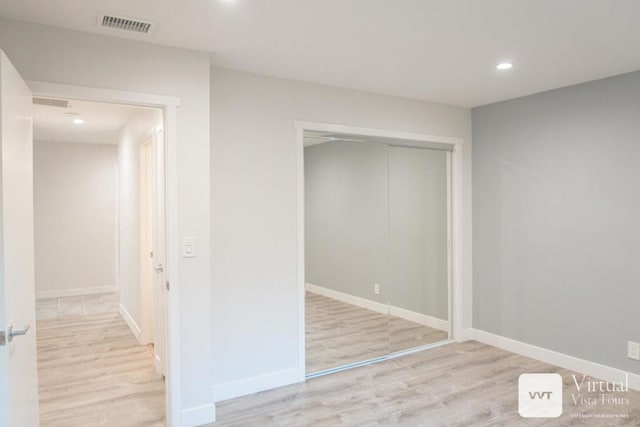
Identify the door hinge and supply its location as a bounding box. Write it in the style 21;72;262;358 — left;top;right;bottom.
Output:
166;281;170;291
0;330;5;346
150;251;154;258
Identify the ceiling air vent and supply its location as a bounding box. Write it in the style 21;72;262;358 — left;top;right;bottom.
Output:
33;97;69;108
98;13;155;34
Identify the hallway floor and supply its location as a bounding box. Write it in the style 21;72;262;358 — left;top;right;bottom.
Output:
36;295;165;426
36;293;119;319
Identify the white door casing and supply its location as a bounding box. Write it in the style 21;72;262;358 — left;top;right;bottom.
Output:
140;138;155;346
0;50;39;427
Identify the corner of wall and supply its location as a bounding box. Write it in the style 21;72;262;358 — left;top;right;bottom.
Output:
119;302;142;344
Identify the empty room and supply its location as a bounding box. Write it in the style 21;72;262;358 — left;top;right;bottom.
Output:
0;1;639;426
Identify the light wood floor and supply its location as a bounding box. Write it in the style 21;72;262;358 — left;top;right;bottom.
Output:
306;292;448;373
37;311;165;426
215;340;640;426
36;293;119;320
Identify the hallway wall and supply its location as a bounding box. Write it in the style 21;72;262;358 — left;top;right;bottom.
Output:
34;140;118;298
117;108;162;337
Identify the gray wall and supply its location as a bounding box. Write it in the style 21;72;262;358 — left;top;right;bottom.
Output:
472;70;640;374
305;141;449;320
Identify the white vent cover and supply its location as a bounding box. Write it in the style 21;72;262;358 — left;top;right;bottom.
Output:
33;97;69;108
98;13;155;34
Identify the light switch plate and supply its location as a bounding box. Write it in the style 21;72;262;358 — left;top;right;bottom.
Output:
628;341;640;360
182;237;195;258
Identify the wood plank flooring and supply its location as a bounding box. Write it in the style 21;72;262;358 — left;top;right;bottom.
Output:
215;340;640;426
306;292;448;373
36;311;165;426
36;293;120;319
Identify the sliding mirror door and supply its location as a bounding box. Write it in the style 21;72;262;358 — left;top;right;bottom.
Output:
388;146;450;353
305;139;390;374
304;131;452;375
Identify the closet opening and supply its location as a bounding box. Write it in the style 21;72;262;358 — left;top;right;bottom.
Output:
296;122;464;378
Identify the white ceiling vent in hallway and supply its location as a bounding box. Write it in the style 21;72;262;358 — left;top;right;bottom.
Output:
98;13;155;34
32;98;69;108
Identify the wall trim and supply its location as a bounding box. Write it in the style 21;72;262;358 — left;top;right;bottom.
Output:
294;121;464;145
306;283;449;332
36;286;117;299
181;403;216;427
468;328;640;391
119;302;143;344
212;367;304;403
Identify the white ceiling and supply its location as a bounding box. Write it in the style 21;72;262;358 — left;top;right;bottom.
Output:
2;0;640;107
33;99;144;144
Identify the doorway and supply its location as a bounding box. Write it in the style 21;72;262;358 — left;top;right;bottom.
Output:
296;121;464;378
0;53;182;426
32;96;168;425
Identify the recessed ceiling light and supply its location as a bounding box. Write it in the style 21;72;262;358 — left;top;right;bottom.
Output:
496;62;513;70
73;118;85;125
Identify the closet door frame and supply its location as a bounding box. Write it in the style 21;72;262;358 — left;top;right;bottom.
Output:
295;120;467;375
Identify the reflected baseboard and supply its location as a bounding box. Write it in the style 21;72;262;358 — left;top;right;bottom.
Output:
305;283;448;332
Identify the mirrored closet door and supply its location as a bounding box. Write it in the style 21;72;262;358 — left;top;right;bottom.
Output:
304;131;451;376
388;146;450;354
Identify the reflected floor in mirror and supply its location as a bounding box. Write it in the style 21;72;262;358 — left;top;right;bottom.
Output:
306;292;448;373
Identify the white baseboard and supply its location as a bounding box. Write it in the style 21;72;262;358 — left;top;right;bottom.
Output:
119;302;142;344
306;283;448;332
470;328;640;391
211;367;304;403
181;403;216;427
36;285;117;299
456;328;475;342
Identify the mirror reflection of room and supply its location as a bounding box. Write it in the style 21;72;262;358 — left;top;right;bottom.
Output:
304;131;451;375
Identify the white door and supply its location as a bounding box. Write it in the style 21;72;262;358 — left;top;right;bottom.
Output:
0;51;39;427
152;127;167;376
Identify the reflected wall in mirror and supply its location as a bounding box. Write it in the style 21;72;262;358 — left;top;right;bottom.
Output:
304;131;451;375
305;139;390;373
388;146;450;353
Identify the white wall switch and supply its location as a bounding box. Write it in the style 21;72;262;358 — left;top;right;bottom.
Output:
182;237;195;258
374;283;380;295
628;341;640;360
